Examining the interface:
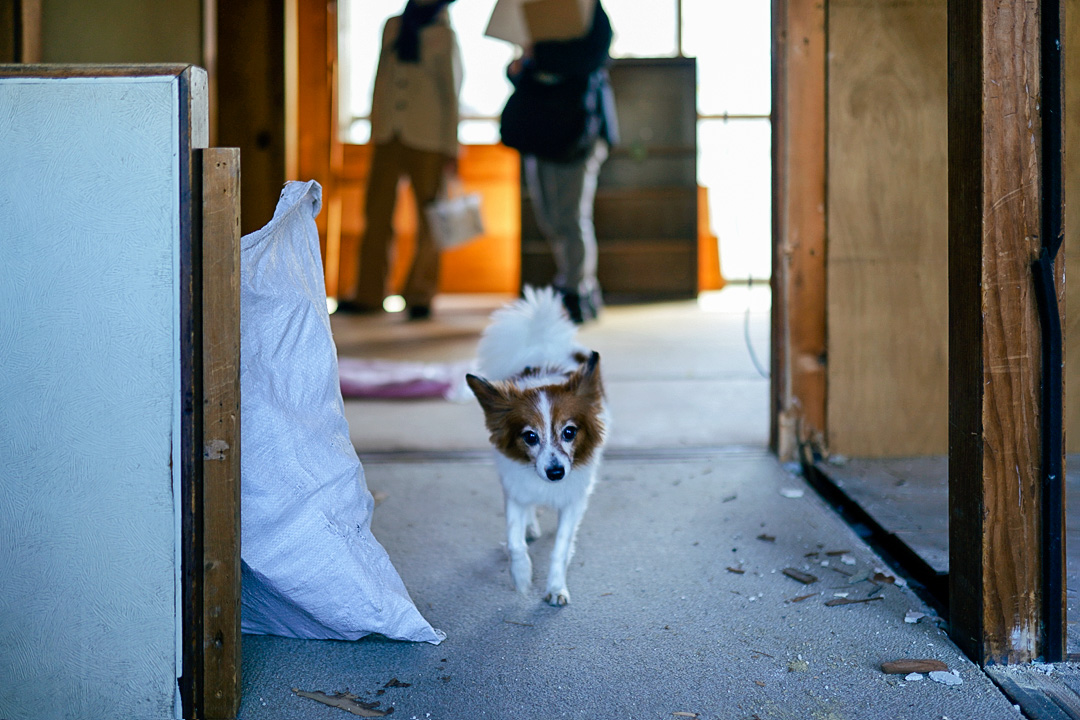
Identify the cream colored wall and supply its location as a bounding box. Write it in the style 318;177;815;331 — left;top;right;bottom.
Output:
40;0;202;64
1066;0;1080;453
825;0;949;457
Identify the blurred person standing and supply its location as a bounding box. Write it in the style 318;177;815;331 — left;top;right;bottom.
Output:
340;0;462;320
502;0;618;323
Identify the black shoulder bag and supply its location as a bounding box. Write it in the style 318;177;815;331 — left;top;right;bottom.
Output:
500;70;603;163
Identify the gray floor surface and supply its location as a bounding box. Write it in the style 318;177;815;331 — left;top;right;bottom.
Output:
239;289;1021;719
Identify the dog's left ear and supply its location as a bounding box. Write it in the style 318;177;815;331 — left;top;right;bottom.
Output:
576;351;603;399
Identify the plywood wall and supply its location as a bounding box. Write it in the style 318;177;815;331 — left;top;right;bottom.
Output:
826;0;949;457
1065;0;1080;453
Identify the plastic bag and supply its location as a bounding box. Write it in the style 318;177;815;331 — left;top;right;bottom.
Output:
239;180;443;643
424;177;484;250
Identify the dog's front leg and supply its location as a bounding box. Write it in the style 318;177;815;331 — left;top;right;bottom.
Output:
505;498;533;594
544;502;586;606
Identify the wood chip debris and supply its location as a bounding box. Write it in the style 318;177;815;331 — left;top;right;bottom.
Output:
726;566;746;574
382;678;410;689
756;533;776;542
824;595;884;607
787;592;818;603
881;659;949;675
782;568;818;584
292;689;391;717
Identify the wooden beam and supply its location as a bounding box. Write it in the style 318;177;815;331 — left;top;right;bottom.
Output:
200;147;242;720
770;0;827;460
948;0;1065;664
0;0;38;62
216;0;286;236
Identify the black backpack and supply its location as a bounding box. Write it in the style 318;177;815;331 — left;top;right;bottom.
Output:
500;69;604;163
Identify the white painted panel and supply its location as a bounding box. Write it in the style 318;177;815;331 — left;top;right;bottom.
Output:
0;76;182;719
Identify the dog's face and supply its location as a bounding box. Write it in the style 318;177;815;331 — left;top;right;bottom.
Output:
467;352;605;482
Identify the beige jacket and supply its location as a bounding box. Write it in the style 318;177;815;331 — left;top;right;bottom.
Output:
369;12;462;157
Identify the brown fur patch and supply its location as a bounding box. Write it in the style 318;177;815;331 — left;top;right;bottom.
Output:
466;352;606;467
551;352;606;467
466;374;543;464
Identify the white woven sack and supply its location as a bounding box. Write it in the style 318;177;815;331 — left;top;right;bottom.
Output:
239;180;443;643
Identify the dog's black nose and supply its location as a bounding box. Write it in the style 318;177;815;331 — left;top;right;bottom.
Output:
546;465;565;481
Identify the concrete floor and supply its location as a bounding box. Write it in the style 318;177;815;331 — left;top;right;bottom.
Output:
239;288;1021;719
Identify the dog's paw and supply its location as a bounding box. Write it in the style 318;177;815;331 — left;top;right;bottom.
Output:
543;588;570;607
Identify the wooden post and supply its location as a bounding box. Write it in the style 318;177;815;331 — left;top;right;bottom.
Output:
948;0;1065;664
201;148;242;719
771;0;827;460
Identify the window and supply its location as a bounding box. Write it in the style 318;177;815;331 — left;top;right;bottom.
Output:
338;0;772;279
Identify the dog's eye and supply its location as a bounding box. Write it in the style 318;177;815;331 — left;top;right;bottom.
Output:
522;430;539;446
561;426;578;442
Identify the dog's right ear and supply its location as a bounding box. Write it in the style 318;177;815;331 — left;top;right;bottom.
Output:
466;374;508;417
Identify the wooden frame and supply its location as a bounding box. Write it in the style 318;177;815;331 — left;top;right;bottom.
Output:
947;0;1066;664
770;0;827;460
200;148;242;719
0;0;41;63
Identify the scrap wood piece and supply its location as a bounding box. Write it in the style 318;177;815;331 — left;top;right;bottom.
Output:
782;568;818;585
824;595;884;607
726;566;746;574
881;659;948;675
383;678;411;689
293;689;390;717
756;533;776;542
787;592;818;603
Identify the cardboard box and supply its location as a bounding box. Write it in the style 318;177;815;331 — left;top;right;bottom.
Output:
485;0;596;47
523;0;595;43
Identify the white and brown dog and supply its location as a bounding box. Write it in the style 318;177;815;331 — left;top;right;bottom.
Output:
466;287;608;606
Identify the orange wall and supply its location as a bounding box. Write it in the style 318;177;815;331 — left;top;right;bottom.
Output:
329;143;521;298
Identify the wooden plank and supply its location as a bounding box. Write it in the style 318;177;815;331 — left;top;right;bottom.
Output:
770;0;826;459
294;0;332;236
216;0;285;236
200;147;241;720
826;0;948;457
947;0;1051;664
0;0;16;61
986;665;1080;720
178;65;209;719
19;0;40;62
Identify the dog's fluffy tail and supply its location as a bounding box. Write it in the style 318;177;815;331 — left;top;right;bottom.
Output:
476;286;581;380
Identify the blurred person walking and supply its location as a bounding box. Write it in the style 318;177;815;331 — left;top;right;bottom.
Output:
501;0;618;323
340;0;462;320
